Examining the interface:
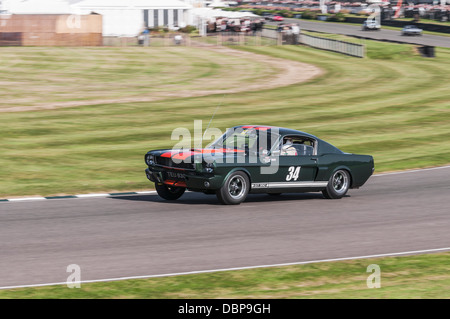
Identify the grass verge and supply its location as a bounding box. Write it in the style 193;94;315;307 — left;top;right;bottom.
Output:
0;41;449;197
1;252;449;298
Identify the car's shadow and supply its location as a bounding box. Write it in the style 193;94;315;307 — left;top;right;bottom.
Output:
110;192;347;206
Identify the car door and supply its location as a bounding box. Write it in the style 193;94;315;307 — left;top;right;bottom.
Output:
268;135;319;188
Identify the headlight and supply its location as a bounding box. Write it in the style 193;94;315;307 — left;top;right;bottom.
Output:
145;154;155;166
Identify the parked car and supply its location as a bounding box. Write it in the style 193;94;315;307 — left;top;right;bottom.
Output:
264;14;284;22
145;125;374;205
401;25;423;36
262;13;273;20
362;20;380;31
271;15;284;22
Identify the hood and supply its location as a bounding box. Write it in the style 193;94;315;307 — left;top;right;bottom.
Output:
153;148;245;162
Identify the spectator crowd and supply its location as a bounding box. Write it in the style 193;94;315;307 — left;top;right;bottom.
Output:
207;18;266;33
276;22;301;44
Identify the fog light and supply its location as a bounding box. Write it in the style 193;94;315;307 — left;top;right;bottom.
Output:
204;181;210;188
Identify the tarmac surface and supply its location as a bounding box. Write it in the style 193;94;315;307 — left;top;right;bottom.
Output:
1;166;449;288
270;19;450;48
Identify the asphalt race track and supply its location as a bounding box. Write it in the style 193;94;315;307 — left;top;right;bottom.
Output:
269;19;450;48
0;166;449;288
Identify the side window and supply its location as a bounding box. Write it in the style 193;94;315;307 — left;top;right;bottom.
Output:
280;136;315;156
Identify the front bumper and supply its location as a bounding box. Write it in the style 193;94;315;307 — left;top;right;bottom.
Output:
145;166;224;191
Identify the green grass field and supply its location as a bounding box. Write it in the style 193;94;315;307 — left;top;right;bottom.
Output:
0;40;449;197
0;46;278;109
0;37;449;299
1;251;450;298
394;17;450;27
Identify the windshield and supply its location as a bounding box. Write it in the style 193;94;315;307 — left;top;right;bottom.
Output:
207;127;279;154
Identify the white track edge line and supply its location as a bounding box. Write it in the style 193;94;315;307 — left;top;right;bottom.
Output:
373;165;450;177
1;247;449;291
7;197;46;202
2;165;449;202
75;194;110;198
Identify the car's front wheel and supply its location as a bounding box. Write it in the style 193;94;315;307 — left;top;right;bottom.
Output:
216;171;250;205
322;169;350;199
155;183;186;200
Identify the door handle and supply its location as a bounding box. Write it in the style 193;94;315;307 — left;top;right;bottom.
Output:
311;158;318;161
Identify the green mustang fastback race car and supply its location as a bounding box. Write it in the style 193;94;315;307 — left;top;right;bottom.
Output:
145;125;374;205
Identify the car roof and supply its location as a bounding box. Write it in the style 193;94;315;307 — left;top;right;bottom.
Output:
233;125;318;139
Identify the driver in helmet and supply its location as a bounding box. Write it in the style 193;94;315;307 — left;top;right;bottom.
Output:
280;137;298;156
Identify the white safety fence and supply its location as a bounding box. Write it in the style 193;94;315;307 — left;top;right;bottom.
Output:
261;28;365;58
299;33;365;58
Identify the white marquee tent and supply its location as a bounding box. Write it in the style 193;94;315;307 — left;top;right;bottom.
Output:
2;0;194;36
72;0;192;36
191;7;259;24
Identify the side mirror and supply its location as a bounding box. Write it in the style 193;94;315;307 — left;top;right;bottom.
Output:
244;144;249;155
271;150;280;157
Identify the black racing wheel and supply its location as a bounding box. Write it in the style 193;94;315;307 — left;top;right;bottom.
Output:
216;171;250;205
155;183;186;201
322;169;350;199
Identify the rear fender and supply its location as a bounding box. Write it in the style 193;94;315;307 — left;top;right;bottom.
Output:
330;165;354;188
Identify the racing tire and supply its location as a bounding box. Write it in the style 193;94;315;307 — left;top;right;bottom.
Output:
155;183;186;201
322;169;350;199
216;171;250;205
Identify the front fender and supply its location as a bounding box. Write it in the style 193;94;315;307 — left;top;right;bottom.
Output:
218;167;253;189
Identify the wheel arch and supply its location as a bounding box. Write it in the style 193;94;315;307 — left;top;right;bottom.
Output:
221;167;252;188
330;165;354;188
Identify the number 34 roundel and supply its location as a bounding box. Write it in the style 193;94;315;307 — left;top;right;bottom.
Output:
286;166;301;181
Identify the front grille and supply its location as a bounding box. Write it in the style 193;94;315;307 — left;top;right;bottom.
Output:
155;156;195;170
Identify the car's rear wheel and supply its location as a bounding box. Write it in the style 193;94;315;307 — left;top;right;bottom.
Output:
155;183;185;200
216;171;250;205
322;169;350;199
